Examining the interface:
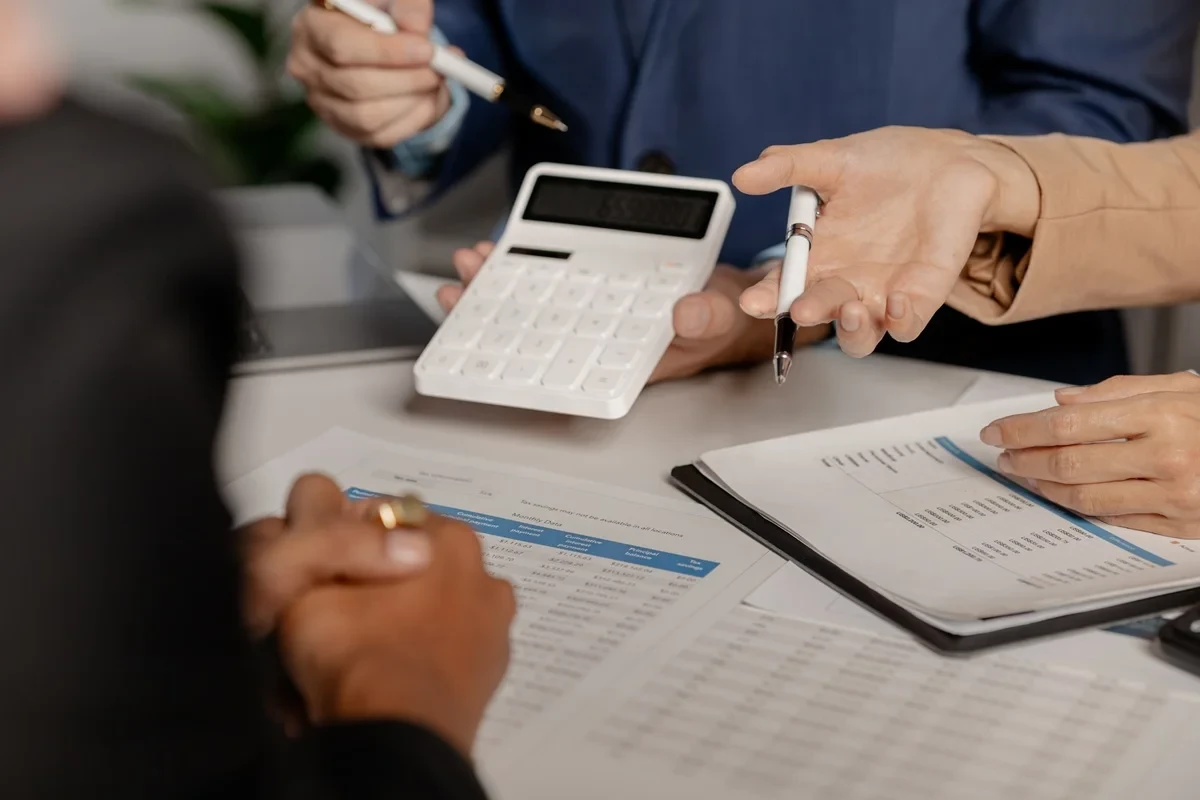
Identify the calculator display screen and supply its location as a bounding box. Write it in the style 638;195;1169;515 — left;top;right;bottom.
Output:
522;175;718;239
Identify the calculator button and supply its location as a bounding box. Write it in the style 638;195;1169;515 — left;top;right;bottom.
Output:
512;278;555;304
542;339;600;389
631;293;674;318
581;368;627;398
590;289;635;314
599;343;640;369
517;332;561;359
568;266;604;284
489;257;527;275
470;272;517;297
535;308;580;334
436;323;482;349
526;261;565;279
551;283;593;309
457;297;501;323
576;312;620;339
501;358;544;384
657;260;688;275
495;303;539;328
461;355;505;379
418;348;466;375
477;327;522;353
607;271;646;290
614;318;655;343
647;274;684;292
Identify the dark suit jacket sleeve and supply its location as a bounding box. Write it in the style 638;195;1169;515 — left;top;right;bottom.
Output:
969;0;1200;142
0;99;487;800
369;0;515;220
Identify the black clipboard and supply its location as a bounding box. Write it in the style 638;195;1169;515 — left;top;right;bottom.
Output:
671;463;1200;655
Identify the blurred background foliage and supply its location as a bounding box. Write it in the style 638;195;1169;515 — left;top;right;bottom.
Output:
124;0;343;197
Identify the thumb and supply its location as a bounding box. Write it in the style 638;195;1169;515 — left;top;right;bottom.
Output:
673;291;738;341
1056;372;1200;405
732;141;844;197
246;522;431;636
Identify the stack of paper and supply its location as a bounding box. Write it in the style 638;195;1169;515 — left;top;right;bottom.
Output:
674;393;1200;650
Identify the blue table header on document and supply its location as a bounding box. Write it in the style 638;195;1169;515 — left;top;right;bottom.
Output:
348;486;720;577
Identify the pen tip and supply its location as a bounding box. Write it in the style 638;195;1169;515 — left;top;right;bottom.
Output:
531;105;568;133
773;353;791;386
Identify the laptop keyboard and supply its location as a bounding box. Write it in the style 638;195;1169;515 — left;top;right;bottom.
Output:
237;291;271;359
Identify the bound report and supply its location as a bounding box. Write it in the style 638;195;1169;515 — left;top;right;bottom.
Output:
672;393;1200;653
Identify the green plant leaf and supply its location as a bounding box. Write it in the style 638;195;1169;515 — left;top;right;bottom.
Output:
217;97;325;184
128;75;245;129
199;2;272;67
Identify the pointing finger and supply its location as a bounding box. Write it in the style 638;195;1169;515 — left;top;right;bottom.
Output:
731;142;844;197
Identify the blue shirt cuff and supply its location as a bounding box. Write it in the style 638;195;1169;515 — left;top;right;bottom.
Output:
387;27;470;178
753;243;786;267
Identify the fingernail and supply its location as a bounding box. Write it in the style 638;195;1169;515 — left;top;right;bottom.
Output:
676;301;710;337
1057;386;1085;397
887;293;907;320
980;424;1002;446
840;312;860;333
996;452;1012;472
386;531;432;569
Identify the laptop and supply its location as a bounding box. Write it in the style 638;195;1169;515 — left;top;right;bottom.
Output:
220;187;438;374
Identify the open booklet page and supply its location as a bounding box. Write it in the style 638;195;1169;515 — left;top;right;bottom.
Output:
698;393;1200;626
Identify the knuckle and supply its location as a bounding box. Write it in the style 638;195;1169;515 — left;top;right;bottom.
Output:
1065;485;1101;517
1048;449;1081;481
1049;411;1079;440
1157;444;1193;478
291;472;330;495
347;104;382;133
1173;481;1200;512
326;32;357;66
285;56;304;82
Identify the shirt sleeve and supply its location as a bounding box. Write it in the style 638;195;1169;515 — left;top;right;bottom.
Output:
366;26;471;215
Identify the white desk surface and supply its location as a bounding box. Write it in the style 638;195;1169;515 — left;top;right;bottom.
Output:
217;346;1056;491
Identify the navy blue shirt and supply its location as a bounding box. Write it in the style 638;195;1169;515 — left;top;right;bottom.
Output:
376;0;1200;384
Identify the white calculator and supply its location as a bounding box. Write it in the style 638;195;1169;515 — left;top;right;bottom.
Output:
413;163;735;419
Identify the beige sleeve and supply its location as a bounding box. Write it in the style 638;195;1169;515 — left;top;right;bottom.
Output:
946;132;1200;325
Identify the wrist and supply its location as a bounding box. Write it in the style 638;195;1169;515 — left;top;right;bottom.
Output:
971;138;1040;239
323;658;475;758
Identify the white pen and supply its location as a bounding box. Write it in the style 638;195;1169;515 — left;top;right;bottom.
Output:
772;186;822;385
322;0;567;132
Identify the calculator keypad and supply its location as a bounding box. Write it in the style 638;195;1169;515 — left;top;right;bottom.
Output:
419;253;700;400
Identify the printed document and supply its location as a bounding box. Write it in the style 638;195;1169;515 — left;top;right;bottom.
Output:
697;393;1200;632
225;428;779;766
228;428;1200;800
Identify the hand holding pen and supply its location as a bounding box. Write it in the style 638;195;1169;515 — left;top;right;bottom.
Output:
289;0;565;150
